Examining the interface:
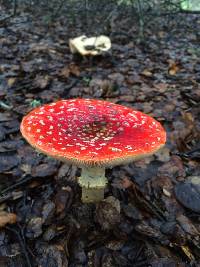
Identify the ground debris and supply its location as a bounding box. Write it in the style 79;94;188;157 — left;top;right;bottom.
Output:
0;211;17;227
175;178;200;213
95;196;120;231
0;4;200;266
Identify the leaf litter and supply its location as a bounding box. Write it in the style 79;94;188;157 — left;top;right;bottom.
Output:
0;4;200;267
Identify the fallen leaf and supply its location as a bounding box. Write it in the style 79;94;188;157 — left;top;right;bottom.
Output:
154;83;168;93
175;179;200;213
60;63;80;78
155;147;170;162
121;177;133;189
108;73;124;84
60;66;70;78
181;246;195;261
168;61;179;75
95;196;120;230
0;211;17;227
55;186;72;214
141;69;153;77
176;214;199;236
7;77;16;87
31;163;57;177
33;75;50;89
0;154;20;172
69;63;80;76
0;115;15;125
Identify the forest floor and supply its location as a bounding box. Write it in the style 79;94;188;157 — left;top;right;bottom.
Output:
0;4;200;267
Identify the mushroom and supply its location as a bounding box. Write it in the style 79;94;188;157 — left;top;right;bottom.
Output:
20;99;166;203
69;35;111;56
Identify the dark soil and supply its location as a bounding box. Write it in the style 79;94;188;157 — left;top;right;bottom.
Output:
0;3;200;267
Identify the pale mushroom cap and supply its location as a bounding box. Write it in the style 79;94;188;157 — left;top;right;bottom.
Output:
69;35;111;56
20;99;166;167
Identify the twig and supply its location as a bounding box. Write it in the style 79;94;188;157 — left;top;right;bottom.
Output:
51;0;67;20
13;0;18;16
0;101;13;111
84;0;89;33
136;0;144;41
0;15;14;26
0;191;23;204
1;176;36;195
6;226;33;267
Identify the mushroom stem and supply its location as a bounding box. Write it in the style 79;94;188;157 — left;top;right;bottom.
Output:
78;166;107;203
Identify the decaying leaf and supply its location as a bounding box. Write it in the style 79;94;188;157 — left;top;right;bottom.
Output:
1;6;200;267
141;69;153;77
181;245;195;261
0;211;17;227
60;63;80;78
175;178;200;213
33;75;50;89
7;77;16;87
95;196;120;230
168;60;180;75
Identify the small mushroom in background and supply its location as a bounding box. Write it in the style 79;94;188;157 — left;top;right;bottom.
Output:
69;35;111;56
20;99;166;203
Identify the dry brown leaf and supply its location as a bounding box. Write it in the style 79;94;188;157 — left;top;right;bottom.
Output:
55;244;65;251
142;102;153;113
182;112;194;127
69;63;80;76
60;63;80;78
121;177;133;189
168;61;179;75
33;75;50;89
154;83;168;93
29;181;41;188
0;211;17;227
60;66;70;78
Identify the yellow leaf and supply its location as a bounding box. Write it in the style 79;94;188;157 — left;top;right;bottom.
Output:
181;245;195;261
141;69;153;77
7;78;16;87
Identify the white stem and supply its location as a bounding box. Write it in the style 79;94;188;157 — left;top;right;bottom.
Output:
78;166;107;202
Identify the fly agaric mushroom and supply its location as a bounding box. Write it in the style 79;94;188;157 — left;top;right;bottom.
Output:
69;35;111;56
20;99;166;203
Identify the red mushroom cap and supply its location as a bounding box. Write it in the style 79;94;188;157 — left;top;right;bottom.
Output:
20;99;166;167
